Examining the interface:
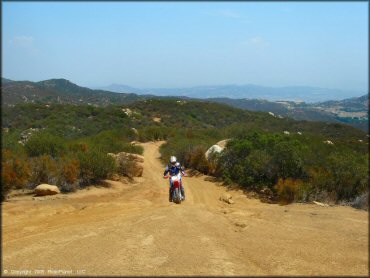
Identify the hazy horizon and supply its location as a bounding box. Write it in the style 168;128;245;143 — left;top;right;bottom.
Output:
2;76;366;95
3;2;368;94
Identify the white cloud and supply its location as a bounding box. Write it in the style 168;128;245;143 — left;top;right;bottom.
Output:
9;36;35;47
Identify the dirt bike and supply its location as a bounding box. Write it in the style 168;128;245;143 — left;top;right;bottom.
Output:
164;173;186;204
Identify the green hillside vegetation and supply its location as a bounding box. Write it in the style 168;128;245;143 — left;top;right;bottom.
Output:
2;99;368;205
208;96;368;132
2;78;148;106
3;78;367;132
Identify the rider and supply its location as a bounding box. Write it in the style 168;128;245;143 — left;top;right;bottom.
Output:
163;156;186;202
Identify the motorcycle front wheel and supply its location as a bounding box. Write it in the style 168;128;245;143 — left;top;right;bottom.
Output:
173;188;181;204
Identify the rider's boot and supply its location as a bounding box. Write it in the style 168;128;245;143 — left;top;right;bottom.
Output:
169;187;172;202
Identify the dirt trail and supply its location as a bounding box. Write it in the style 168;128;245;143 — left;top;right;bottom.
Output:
2;141;368;276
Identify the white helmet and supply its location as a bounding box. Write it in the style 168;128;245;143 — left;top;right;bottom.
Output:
170;156;177;164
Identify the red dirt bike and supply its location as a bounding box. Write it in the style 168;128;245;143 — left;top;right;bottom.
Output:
163;173;186;204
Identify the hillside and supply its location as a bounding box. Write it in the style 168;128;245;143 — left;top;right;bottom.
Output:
2;97;368;214
3;99;367;150
207;96;368;132
1;78;149;106
3;78;366;132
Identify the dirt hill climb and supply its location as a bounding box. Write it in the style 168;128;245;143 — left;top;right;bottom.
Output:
2;141;368;276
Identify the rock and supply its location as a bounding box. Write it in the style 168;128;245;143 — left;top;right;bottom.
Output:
34;184;60;196
220;193;233;204
205;144;224;160
283;131;290;135
323;140;334;145
313;201;329;207
110;151;145;177
247;191;259;199
117;152;144;163
111;174;121;181
205;139;230;160
132;163;144;177
260;187;274;199
216;139;230;148
122;108;132;116
131;128;139;135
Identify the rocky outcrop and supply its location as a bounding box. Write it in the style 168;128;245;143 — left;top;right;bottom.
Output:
34;184;60;196
19;127;45;145
108;152;144;177
205;139;230;160
205;145;224;160
216;139;230;148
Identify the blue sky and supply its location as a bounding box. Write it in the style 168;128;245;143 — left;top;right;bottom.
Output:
2;2;368;92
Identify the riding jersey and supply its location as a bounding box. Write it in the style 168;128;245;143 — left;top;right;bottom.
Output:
163;164;184;176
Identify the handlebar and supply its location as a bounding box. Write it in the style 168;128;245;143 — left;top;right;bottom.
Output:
163;174;187;179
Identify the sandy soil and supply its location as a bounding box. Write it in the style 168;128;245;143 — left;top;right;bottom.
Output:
1;141;368;276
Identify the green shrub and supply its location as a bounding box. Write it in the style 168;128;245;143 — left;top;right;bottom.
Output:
77;150;116;184
218;131;308;191
79;130;143;155
25;132;66;157
2;131;26;155
322;152;367;201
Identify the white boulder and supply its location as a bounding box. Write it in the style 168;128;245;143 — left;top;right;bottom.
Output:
205;144;224;160
216;139;230;148
34;184;60;196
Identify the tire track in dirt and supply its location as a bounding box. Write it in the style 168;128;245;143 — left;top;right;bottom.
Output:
2;141;368;276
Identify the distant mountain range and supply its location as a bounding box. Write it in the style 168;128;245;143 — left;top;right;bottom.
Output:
2;78;368;131
1;78;149;106
208;96;368;132
95;83;363;103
